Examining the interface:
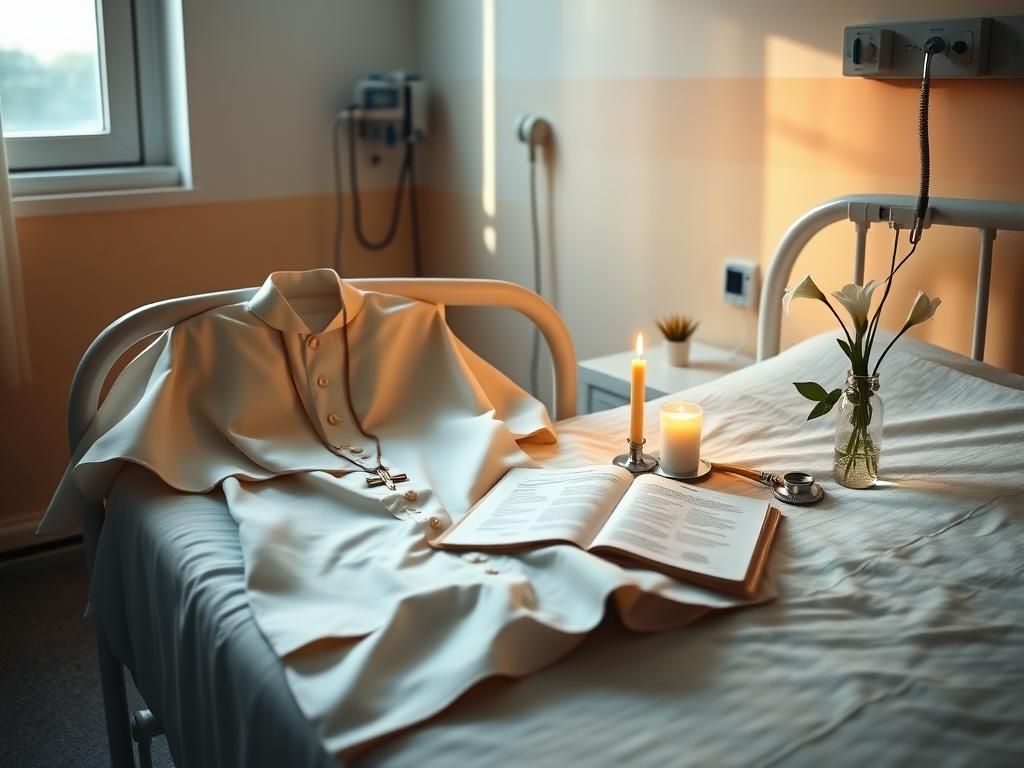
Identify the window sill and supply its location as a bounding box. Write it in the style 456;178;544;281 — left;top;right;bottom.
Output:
11;165;190;217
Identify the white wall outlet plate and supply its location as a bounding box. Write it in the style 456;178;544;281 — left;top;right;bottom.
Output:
844;27;894;75
843;16;1024;79
723;259;759;309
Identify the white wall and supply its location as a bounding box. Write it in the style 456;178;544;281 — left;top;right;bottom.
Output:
414;0;1024;406
182;0;419;203
16;0;420;218
1;0;422;549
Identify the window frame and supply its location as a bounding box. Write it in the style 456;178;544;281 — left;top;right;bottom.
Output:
2;0;143;171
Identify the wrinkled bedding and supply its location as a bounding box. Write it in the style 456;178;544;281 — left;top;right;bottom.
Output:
91;332;1024;766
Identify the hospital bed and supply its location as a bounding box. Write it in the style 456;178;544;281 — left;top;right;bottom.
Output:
72;195;1024;767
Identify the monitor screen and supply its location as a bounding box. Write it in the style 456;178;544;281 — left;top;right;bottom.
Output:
364;87;399;109
725;268;744;296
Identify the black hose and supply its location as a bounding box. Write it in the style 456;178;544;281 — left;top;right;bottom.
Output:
331;112;346;274
332;111;423;275
911;37;945;244
528;155;542;398
408;142;422;276
347;115;412;252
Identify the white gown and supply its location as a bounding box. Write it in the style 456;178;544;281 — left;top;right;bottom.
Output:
40;269;769;756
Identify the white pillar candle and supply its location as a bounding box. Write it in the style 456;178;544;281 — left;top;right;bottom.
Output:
659;402;703;475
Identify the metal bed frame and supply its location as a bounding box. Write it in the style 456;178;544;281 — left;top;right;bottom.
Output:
68;278;576;768
74;194;1024;766
758;194;1024;364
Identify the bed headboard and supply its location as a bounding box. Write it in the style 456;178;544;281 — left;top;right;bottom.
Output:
67;278;577;451
757;195;1024;363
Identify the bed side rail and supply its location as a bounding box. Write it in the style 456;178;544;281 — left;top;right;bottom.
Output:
67;278;577;451
757;194;1024;363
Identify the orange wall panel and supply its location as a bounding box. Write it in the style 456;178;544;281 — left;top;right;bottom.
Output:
2;192;414;533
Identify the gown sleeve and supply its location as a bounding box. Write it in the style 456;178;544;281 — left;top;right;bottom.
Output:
452;336;557;444
38;319;277;535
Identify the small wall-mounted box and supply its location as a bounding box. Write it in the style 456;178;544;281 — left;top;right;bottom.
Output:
843;16;1024;79
723;259;759;309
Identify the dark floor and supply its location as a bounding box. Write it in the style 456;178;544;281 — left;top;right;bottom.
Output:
0;543;174;768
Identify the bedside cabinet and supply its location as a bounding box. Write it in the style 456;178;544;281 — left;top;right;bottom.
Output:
577;341;753;415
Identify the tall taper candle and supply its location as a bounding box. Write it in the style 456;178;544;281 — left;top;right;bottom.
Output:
629;333;646;445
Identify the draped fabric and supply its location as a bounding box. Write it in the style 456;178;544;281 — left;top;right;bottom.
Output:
0;101;32;390
44;269;769;756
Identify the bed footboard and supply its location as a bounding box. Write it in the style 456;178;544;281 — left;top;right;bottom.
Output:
757;194;1024;363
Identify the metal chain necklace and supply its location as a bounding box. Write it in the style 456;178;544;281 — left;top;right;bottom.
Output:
331;298;408;490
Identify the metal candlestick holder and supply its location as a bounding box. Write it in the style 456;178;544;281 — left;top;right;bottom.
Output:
612;438;658;474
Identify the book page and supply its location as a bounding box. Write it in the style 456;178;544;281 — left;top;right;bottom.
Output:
590;474;770;582
440;465;635;549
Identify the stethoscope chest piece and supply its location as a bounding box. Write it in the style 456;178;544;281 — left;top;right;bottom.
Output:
772;472;825;505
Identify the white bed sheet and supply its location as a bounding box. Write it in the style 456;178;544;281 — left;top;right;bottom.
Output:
92;332;1024;767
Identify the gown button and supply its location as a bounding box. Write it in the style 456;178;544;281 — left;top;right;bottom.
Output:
404;490;419;502
428;516;443;530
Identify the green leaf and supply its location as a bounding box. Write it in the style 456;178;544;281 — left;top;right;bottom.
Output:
837;337;863;371
837;338;853;360
806;388;842;420
794;381;828;401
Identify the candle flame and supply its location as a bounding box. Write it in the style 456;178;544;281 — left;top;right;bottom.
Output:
636;333;644;358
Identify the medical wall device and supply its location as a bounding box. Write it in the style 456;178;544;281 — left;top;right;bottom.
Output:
842;16;1024;79
723;260;759;309
333;72;427;276
351;72;428;144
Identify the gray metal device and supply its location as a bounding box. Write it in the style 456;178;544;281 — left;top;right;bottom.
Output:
352;71;428;144
723;259;759;309
843;16;1024;78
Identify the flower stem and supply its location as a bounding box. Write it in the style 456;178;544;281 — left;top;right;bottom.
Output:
872;323;911;375
823;296;855;349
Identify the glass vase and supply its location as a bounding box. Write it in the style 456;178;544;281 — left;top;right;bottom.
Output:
833;372;883;489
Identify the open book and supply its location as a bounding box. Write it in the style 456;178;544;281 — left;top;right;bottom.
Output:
435;466;781;598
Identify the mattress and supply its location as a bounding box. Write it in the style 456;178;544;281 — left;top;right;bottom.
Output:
90;332;1024;767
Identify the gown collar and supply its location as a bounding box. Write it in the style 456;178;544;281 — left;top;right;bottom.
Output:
247;269;365;334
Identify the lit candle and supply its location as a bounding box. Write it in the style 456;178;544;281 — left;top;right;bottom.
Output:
630;333;646;445
659;402;703;475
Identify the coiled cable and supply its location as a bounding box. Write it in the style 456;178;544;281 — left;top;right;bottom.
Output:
911;37;945;244
528;150;543;398
332;109;422;275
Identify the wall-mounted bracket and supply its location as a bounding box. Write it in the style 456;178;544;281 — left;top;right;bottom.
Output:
843;16;1024;78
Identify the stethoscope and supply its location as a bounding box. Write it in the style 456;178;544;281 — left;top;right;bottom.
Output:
711;462;824;506
651;457;825;505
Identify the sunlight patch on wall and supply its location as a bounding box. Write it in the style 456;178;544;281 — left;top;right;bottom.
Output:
765;32;842;79
481;0;496;255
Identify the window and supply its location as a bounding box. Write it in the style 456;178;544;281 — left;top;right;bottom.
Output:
0;0;144;170
0;0;185;197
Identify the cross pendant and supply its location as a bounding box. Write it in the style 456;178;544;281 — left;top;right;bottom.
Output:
365;466;409;490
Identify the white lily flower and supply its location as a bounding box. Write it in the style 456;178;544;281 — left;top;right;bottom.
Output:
782;274;827;315
831;281;877;329
904;290;942;328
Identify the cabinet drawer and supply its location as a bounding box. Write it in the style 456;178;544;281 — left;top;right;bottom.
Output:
587;385;629;413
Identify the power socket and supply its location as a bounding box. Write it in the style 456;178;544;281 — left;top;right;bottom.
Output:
723;260;759;309
841;16;1017;78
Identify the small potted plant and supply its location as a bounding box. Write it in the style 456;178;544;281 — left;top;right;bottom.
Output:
656;314;699;367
